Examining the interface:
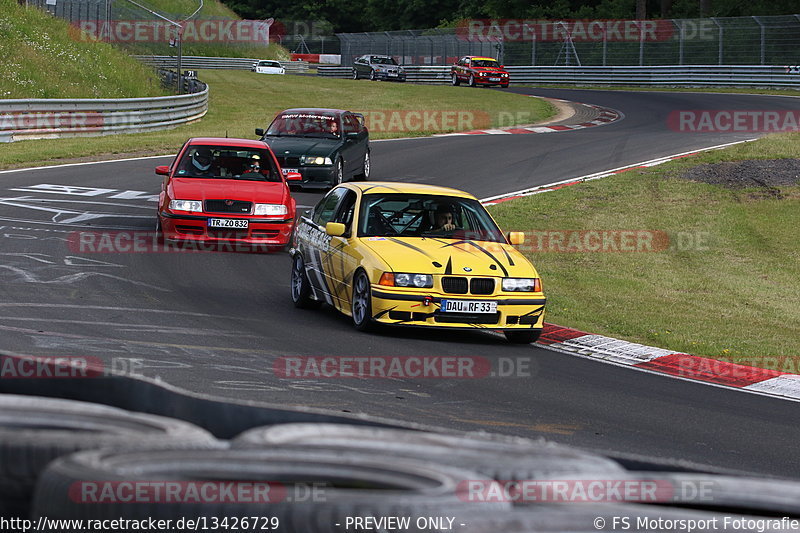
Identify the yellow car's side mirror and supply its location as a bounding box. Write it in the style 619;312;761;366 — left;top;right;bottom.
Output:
326;222;346;237
507;231;525;245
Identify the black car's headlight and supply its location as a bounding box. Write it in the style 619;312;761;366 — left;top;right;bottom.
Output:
502;278;541;292
379;273;433;288
300;156;333;166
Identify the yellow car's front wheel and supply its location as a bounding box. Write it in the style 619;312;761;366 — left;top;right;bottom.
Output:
351;271;374;332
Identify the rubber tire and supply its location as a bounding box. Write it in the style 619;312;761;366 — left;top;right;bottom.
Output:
451;73;460;86
233;423;626;482
369;69;377;81
291;254;321;309
354;150;370;180
501;83;509;88
351;270;374;332
155;217;165;245
469;74;476;87
31;448;508;524
0;394;222;518
332;158;344;187
352;68;358;80
504;329;542;344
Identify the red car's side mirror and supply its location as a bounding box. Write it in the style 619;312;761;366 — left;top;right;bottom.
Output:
155;165;170;176
285;172;302;181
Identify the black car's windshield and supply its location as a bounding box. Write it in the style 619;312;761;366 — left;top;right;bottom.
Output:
472;59;500;68
175;145;282;181
266;112;341;139
371;57;398;65
358;194;506;242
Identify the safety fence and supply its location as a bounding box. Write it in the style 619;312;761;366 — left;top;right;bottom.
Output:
336;15;800;67
135;56;309;73
318;64;800;88
0;81;208;143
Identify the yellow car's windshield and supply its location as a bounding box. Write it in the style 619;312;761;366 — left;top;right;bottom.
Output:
358;193;506;242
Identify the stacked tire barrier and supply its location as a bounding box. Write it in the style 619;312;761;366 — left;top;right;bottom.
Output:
320;64;800;88
0;82;208;144
3;353;800;527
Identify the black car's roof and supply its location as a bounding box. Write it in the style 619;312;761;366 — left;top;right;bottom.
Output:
277;108;347;115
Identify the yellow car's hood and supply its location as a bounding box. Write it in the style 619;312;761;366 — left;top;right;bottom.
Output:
357;236;538;277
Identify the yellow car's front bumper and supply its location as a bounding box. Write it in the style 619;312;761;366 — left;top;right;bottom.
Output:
370;287;545;330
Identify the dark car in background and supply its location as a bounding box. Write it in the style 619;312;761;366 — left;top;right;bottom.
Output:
352;54;406;81
451;56;510;88
256;108;370;189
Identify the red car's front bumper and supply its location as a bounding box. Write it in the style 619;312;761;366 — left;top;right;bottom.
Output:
159;212;294;251
474;76;509;86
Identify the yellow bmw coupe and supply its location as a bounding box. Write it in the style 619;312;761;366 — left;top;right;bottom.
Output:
290;182;545;343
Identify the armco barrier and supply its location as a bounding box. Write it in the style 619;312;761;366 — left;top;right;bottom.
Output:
319;64;800;88
0;83;208;143
135;55;309;73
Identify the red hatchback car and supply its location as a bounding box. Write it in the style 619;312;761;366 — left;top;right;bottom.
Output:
450;56;510;88
155;138;298;251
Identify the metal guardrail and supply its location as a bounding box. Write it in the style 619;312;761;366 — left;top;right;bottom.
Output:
319;65;800;88
135;56;309;73
0;83;208;143
505;65;800;88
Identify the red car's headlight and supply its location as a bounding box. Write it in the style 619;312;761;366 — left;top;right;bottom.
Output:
254;204;288;216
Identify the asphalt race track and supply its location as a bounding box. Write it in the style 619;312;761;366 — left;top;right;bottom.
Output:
1;88;799;479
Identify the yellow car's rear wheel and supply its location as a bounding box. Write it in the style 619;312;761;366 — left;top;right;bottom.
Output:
291;254;321;309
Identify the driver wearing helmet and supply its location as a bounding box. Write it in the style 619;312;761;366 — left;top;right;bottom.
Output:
187;147;216;176
243;154;262;175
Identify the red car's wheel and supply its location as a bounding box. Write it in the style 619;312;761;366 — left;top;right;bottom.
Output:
451;73;460;86
468;74;476;87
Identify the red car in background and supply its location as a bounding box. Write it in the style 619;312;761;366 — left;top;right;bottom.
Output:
155;137;299;251
450;56;510;88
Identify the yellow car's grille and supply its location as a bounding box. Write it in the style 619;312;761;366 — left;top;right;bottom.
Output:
441;277;495;295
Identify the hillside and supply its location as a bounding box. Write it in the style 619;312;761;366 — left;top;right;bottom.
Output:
0;0;167;99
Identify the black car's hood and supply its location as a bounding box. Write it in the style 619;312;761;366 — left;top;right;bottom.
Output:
262;135;340;157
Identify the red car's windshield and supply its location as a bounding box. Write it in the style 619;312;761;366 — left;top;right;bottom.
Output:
176;145;282;182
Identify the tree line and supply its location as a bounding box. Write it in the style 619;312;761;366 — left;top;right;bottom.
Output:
223;0;799;33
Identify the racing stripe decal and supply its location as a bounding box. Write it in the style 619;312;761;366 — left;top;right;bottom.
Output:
502;246;515;266
385;237;434;258
444;256;453;275
443;240;510;277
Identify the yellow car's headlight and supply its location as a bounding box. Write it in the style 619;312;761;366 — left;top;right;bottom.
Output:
502;278;541;292
379;272;433;288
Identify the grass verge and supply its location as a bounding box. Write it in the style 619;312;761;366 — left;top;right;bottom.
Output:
0;71;555;168
489;132;800;367
0;0;166;99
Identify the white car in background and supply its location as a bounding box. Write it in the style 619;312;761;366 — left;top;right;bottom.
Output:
251;60;285;75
